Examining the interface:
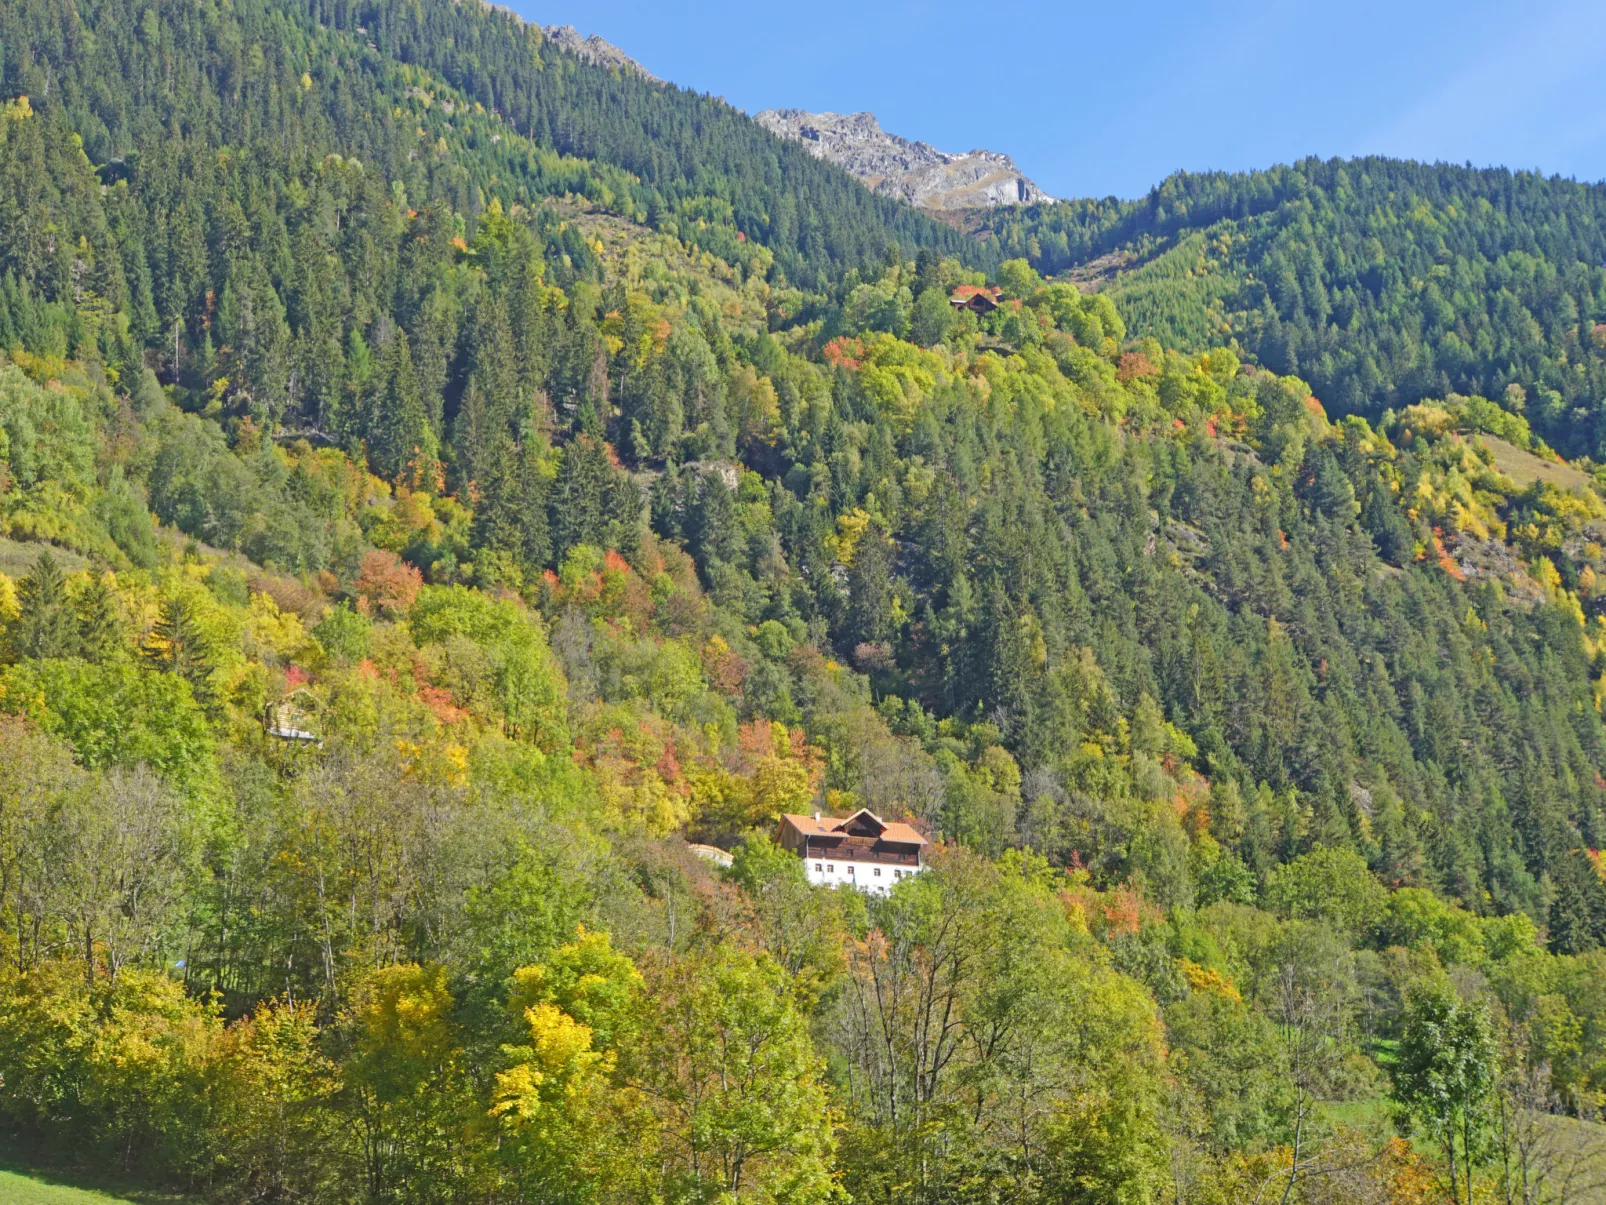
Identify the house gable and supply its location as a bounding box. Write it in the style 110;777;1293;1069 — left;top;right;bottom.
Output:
838;809;887;838
949;284;1001;315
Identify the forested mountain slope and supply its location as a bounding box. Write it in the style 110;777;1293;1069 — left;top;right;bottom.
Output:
0;0;990;297
4;2;1606;1202
986;159;1606;456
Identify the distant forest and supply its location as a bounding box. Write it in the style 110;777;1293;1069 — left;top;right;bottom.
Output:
987;159;1606;455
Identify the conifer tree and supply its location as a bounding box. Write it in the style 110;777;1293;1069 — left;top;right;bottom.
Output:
75;570;123;663
451;381;492;496
217;256;292;422
467;296;519;435
367;330;436;483
509;257;555;402
688;474;741;568
1548;849;1606;955
847;521;895;647
549;435;638;558
513;455;556;574
144;594;214;702
471;432;551;574
1309;450;1360;522
12;550;78;660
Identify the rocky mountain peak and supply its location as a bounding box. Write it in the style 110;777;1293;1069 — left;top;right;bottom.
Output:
753;108;1051;211
541;23;659;82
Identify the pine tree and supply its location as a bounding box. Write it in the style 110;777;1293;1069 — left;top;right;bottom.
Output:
75;570;123;662
12;550;78;660
847;521;895;647
144;594;214;702
451;381;492;496
367;330;436;483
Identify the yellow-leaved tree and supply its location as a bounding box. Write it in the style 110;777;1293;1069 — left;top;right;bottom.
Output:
342;963;479;1203
492;929;647;1199
210;997;346;1202
495;931;840;1204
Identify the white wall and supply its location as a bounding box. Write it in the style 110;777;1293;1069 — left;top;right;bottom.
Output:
802;857;921;895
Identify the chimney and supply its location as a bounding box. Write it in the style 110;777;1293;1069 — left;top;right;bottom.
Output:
814;811;821;824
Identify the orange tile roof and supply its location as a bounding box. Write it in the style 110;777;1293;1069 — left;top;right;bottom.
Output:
780;809;928;846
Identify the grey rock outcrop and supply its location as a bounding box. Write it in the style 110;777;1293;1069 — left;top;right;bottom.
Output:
541;24;659;82
753;109;1051;210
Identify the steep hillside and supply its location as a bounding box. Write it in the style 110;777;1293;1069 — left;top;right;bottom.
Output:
755;108;1052;209
0;0;994;293
985;158;1606;456
7;2;1606;1202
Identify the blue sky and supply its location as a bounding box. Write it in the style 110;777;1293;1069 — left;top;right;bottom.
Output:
511;0;1606;200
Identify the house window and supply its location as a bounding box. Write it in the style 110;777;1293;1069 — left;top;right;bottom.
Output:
815;863;823;872
893;870;901;879
847;865;855;875
826;865;834;873
874;867;882;877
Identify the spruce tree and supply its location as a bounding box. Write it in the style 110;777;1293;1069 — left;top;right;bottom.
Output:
1548;850;1606;954
1309;450;1360;522
472;432;528;558
12;550;78;660
367;330;436;483
144;594;214;702
689;474;741;569
451;381;492;496
847;521;895;647
982;583;1037;741
75;570;123;663
509;256;555;406
548;435;611;558
516;456;556;572
467;296;519;434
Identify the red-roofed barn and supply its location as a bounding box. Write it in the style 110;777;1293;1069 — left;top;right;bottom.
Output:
949;285;1002;315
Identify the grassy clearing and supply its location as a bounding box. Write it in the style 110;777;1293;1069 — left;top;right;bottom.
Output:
0;1160;193;1205
1477;434;1593;491
0;1169;140;1205
1525;1112;1606;1203
0;538;88;580
1323;1096;1392;1131
1314;1104;1606;1203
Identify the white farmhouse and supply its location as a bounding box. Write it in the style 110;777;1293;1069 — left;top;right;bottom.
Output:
776;809;928;895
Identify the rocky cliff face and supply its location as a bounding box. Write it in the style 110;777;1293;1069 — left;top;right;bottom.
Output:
753;109;1051;210
541;24;659;82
